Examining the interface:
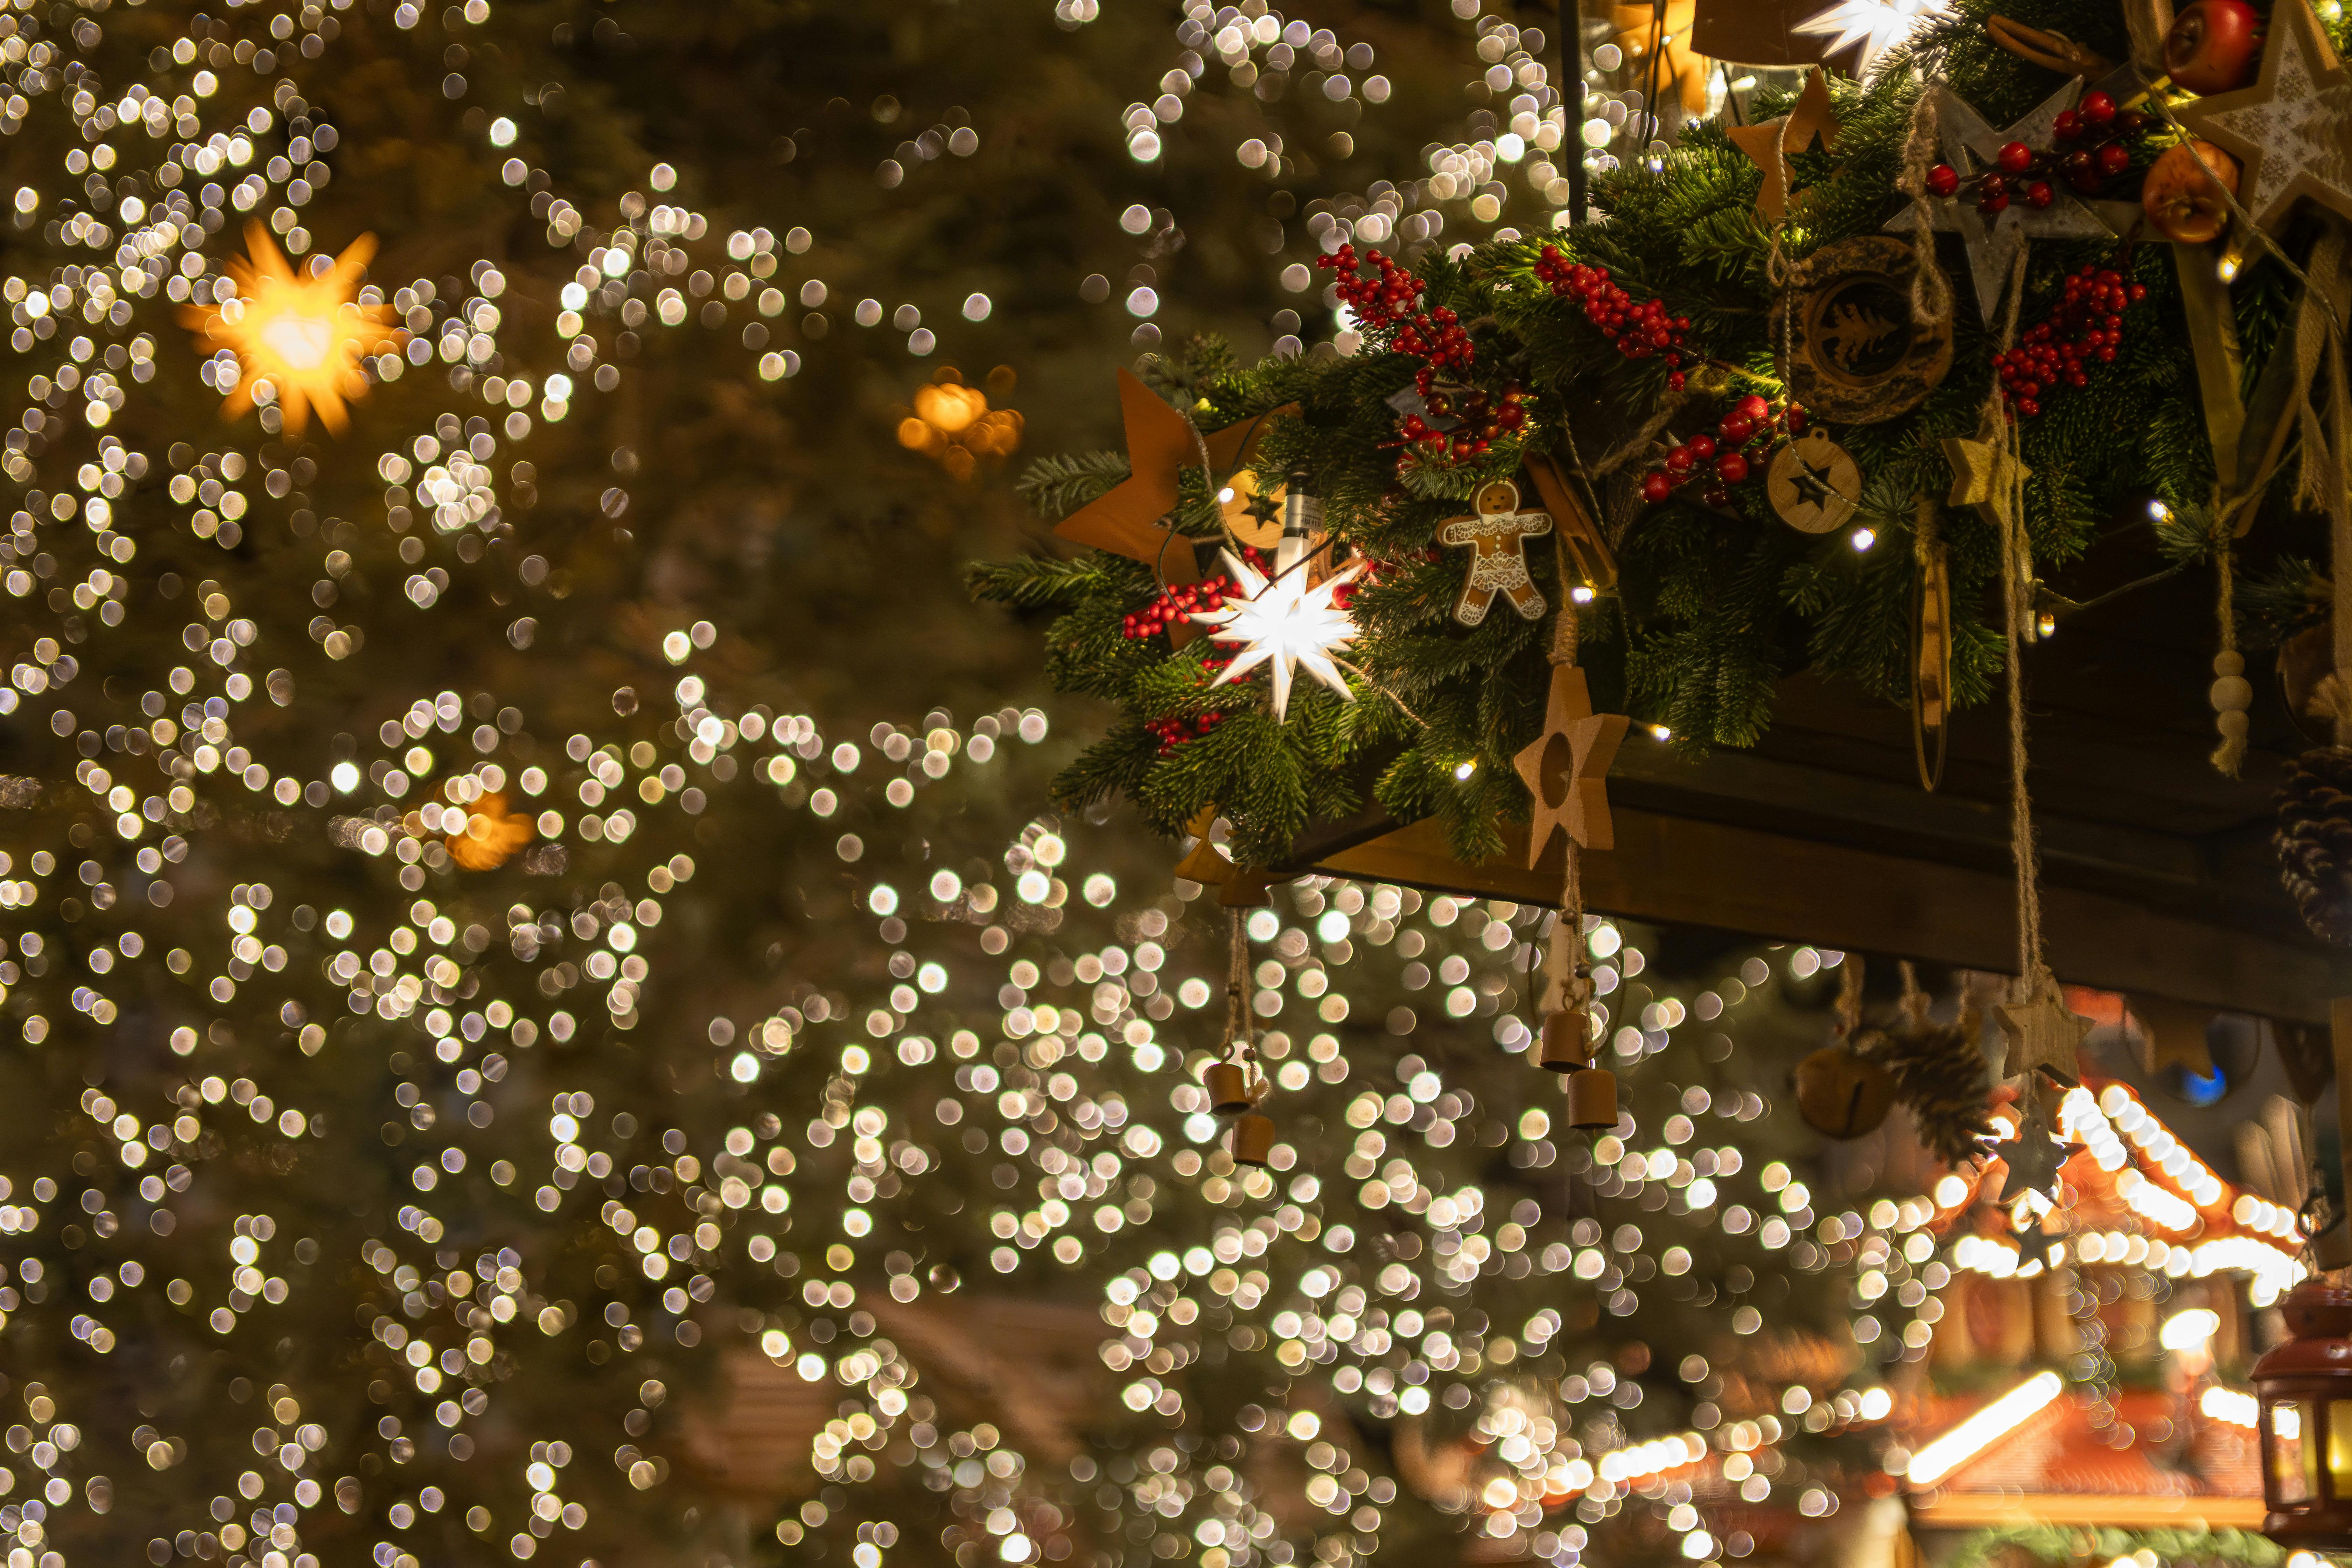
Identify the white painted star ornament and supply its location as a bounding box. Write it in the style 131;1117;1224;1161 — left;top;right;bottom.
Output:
1895;80;2113;318
2177;0;2352;236
1190;551;1364;722
1793;0;1947;79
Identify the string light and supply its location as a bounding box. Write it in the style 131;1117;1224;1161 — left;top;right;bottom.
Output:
1905;1372;2063;1486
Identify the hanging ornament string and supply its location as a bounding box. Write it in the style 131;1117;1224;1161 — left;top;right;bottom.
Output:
1542;547;1590;1022
1223;906;1255;1072
1897;958;1929;1031
1980;246;2057;1007
1834;952;1864;1038
1892;86;1956;332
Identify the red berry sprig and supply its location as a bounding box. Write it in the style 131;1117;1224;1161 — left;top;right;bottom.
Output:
1319;243;1476;376
1120;545;1269;642
1638;395;1809;506
1925;91;2148;215
1395;384;1530;462
1995;264;2147;417
1533;247;1693;391
1146;710;1228;757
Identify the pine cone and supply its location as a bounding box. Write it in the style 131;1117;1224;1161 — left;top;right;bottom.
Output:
1855;1015;1991;1167
2276;747;2352;945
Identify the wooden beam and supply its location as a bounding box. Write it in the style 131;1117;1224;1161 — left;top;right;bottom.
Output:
1906;1493;2263;1528
1288;808;2351;1024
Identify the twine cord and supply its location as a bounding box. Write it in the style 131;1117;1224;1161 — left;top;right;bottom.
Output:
1224;907;1254;1065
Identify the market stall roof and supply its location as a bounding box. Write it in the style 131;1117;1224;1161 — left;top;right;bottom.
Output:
1899;1079;2287;1531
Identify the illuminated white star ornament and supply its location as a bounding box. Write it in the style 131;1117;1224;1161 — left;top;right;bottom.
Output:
1191;551;1363;722
1793;0;1946;78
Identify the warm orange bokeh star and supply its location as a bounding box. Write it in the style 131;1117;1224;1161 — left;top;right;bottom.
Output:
181;223;401;435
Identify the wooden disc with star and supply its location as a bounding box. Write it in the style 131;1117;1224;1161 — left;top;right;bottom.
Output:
1767;236;1953;424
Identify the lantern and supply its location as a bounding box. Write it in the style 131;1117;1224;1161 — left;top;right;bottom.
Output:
2254;1283;2352;1548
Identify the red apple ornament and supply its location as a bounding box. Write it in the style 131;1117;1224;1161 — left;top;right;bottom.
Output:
2165;0;2264;94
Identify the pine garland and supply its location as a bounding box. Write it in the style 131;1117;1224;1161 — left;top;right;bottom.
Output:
974;0;2315;865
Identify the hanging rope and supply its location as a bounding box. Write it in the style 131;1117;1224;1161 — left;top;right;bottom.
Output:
1223;906;1253;1066
1542;547;1590;1023
1835;953;1864;1038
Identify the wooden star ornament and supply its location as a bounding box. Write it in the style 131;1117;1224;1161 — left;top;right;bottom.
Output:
1942;434;2029;530
2177;0;2352;237
1726;69;1841;222
1513;666;1631;868
1894;82;2112;319
1988;1087;2066;1202
1054;372;1295;640
1994;981;2091;1084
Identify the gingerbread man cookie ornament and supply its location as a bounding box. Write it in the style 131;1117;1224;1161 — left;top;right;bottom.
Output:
1437;480;1554;626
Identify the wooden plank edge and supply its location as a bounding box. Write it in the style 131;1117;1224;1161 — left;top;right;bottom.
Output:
1291;808;2348;1026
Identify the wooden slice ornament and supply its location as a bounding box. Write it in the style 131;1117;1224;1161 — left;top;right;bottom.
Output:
1768;236;1954;424
1767;429;1864;533
1436;479;1555;625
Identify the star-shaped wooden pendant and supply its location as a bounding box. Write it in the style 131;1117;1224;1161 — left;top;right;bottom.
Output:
1513;665;1631;868
1892;82;2112;319
1055;372;1295;642
2011;1209;2058;1266
1941;434;2029;531
2178;0;2352;236
1994;983;2091;1084
1989;1087;2066;1202
1726;69;1840;223
1174;804;1233;885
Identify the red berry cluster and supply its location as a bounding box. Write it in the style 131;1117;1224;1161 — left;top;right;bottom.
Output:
1534;247;1693;392
1395;385;1530;462
1147;710;1228;757
1319;244;1476;375
1638;395;1807;507
1120;546;1268;642
1925;90;2147;214
1996;265;2147;417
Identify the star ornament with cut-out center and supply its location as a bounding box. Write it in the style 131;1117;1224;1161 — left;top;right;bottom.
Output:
1513;666;1631;868
2178;0;2352;236
1190;550;1363;722
1995;984;2092;1083
1892;82;2112;319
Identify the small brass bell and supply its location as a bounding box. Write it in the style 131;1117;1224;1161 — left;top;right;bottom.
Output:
1229;1112;1275;1168
1204;1061;1253;1115
1565;1065;1618;1130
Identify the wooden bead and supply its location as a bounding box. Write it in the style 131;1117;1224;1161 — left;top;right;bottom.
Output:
1229;1112;1275;1168
2210;674;2254;713
1204;1061;1252;1114
1537;1008;1592;1072
2217;709;2250;741
1565;1066;1618;1129
2213;650;2245;678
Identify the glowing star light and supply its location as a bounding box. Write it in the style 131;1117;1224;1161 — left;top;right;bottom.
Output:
1792;0;1946;79
182;223;399;435
1190;551;1363;722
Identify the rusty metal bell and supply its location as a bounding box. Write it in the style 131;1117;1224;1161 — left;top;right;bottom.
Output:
1229;1112;1275;1168
1565;1066;1618;1130
1536;1007;1592;1072
1204;1061;1253;1115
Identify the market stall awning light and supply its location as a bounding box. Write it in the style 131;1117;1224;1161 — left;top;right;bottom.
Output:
182;223;400;435
1906;1371;2063;1486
